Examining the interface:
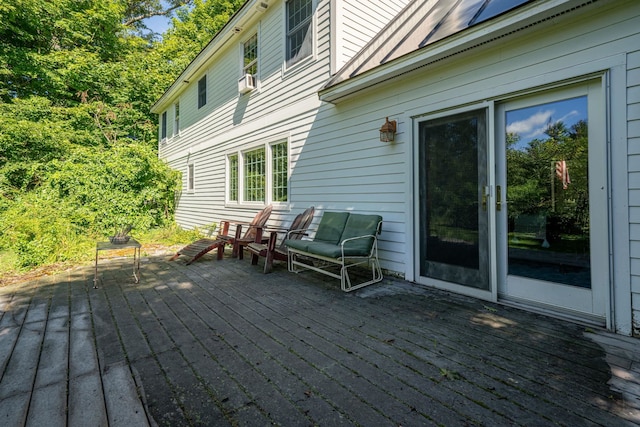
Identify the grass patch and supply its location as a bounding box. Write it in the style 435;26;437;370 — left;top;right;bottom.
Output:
0;224;210;287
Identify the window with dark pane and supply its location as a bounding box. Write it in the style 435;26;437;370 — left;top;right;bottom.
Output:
198;75;207;108
243;34;258;77
286;0;313;67
161;111;167;139
174;102;180;135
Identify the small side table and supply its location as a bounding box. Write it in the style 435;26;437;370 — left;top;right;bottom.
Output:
94;239;141;288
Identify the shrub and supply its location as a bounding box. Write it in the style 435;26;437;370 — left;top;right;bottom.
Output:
0;141;181;268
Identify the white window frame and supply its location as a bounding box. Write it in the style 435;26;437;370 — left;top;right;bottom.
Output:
228;153;239;203
284;0;316;71
226;138;290;207
241;32;259;80
187;162;195;193
197;75;207;109
173;102;180;137
160;111;167;141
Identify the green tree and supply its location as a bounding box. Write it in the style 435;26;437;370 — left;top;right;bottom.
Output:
507;119;590;236
0;0;249;269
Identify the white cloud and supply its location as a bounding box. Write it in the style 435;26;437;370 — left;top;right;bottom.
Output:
506;109;554;139
558;110;580;125
507;109;581;141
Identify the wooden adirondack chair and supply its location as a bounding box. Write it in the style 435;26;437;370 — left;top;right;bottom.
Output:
247;206;314;273
169;205;273;265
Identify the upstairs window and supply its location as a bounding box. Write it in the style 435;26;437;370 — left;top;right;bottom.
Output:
173;102;180;136
286;0;313;67
198;76;207;108
243;34;258;78
161;111;167;139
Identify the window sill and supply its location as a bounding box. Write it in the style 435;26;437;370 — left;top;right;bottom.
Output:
225;201;290;210
282;55;315;80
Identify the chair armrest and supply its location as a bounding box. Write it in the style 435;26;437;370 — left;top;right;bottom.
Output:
253;225;285;243
218;219;249;238
340;234;378;257
286;228;310;239
340;234;377;245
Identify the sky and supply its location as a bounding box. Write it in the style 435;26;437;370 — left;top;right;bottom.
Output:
506;96;587;150
145;14;173;35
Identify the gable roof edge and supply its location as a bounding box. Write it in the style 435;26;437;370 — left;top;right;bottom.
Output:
151;0;264;114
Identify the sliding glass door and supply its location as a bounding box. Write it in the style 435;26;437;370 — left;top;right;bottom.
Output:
414;81;608;323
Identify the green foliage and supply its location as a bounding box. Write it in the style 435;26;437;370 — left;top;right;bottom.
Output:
156;0;245;72
0;143;179;268
0;0;245;271
1;198;86;267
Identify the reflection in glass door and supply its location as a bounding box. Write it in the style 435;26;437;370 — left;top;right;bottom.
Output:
496;83;607;320
418;109;489;291
506;96;591;287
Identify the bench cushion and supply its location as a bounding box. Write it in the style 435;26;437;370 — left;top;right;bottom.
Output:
284;238;310;252
313;211;350;244
298;241;343;258
286;213;382;258
341;214;382;255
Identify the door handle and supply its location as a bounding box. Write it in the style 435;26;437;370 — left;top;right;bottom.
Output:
482;190;487;211
496;185;502;211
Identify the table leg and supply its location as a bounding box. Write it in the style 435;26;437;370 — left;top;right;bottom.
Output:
94;249;99;289
133;247;140;284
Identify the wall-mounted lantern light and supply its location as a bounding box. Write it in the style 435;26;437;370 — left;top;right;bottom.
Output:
379;117;397;142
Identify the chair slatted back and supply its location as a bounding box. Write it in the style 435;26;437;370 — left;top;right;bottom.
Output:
285;206;314;242
243;205;273;240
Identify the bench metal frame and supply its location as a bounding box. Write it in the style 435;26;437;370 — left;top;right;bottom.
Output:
288;222;383;292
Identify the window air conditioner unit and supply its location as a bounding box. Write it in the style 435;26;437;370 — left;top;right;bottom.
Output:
238;74;255;94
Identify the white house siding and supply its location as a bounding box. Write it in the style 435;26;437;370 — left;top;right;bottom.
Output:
629;48;640;335
310;0;639;334
157;0;407;236
335;0;410;71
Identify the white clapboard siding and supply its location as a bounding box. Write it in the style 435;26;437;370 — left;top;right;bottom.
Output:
338;0;410;70
629;47;640;331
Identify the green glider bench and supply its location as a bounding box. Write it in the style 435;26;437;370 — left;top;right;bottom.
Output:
285;211;383;292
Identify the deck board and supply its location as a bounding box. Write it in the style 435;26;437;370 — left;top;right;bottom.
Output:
0;251;638;426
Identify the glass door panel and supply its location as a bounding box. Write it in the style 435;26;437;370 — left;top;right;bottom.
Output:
496;82;608;320
506;96;591;288
418;109;489;290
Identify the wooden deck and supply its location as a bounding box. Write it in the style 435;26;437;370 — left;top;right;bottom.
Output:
1;250;639;426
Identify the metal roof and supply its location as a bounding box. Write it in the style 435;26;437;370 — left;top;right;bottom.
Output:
324;0;531;88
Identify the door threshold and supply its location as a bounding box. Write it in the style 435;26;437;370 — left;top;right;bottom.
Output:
498;295;605;328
